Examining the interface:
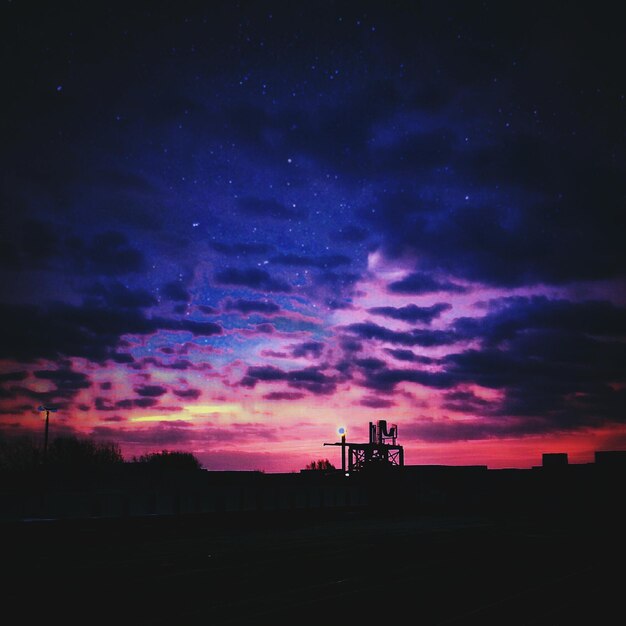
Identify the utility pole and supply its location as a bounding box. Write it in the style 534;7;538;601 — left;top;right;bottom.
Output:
338;427;346;473
38;406;57;461
324;426;348;475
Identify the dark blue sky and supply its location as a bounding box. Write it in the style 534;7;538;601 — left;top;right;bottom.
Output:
1;1;625;471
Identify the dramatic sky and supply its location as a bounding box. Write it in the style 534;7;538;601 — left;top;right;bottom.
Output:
2;1;625;472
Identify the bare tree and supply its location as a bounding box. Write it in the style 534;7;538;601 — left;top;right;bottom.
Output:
304;458;336;470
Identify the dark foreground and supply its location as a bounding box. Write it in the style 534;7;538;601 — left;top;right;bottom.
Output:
3;506;625;626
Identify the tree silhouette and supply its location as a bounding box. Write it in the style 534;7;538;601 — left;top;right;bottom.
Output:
304;458;336;470
0;434;123;473
46;436;124;469
132;450;202;471
0;434;42;473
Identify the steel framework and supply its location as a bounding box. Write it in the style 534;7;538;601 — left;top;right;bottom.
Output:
324;420;404;474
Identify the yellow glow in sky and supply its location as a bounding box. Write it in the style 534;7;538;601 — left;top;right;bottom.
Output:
130;403;241;423
131;414;194;422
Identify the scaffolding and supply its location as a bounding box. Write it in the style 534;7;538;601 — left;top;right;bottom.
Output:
324;420;404;474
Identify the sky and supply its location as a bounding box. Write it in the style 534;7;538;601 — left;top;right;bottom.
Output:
1;1;625;472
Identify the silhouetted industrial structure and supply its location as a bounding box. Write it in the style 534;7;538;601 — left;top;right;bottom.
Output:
323;420;404;474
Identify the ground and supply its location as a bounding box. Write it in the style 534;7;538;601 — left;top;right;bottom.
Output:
3;507;624;625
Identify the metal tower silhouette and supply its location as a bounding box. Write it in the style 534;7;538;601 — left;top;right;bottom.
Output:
324;420;404;474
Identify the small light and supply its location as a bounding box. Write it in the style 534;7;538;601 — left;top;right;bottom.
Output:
338;426;346;436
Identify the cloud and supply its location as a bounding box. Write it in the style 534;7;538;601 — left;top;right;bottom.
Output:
161;281;191;302
172;388;201;399
0;301;222;363
291;341;324;359
67;231;146;276
354;357;386;370
134;385;168;397
241;365;337;395
0;371;28;383
454;296;626;346
197;305;218;315
0;219;61;271
33;368;92;392
214;268;292;293
363;131;626;288
263;391;305;401
424;297;626;428
359;396;396;408
384;348;435;364
442;390;492;414
84;282;157;309
387;272;467;295
358;367;454;393
368;302;451;324
224;298;280;315
345;321;458;347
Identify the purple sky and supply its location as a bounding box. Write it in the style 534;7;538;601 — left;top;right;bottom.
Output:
1;1;625;471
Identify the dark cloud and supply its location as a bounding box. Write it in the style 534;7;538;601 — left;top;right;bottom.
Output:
291;341;324;359
368;303;451;324
359;396;396;409
424;295;626;430
340;338;363;353
67;231;146;276
102;415;125;422
214;268;292;293
197;305;218;315
354;357;386;370
0;371;28;383
0;301;222;363
358;367;454;393
365;143;625;289
263;391;306;401
95;397;116;411
133;398;159;408
442;390;492;414
387;272;467;295
241;365;337;395
454;296;626;347
110;353;134;364
345;321;458;347
85;282;157;309
91;422;194;448
33;368;92;392
224;298;280;315
134;385;167;397
161;281;190;303
384;348;435;364
172;388;201;399
0;219;61;271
